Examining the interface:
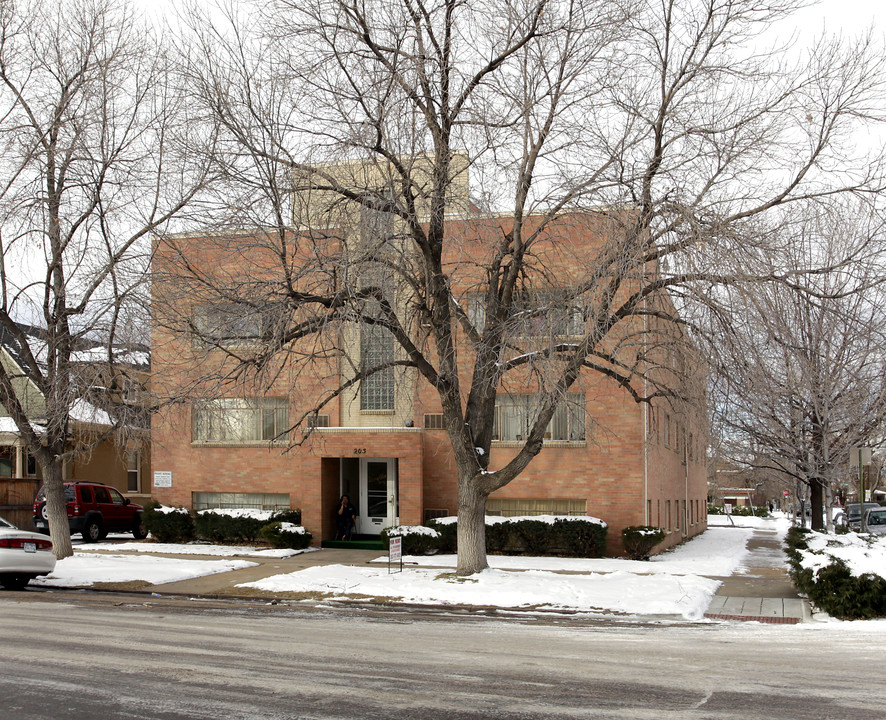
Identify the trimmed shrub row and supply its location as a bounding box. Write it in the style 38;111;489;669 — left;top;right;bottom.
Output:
260;521;313;550
399;516;609;557
380;525;441;555
142;502;310;546
707;504;770;517
784;526;886;620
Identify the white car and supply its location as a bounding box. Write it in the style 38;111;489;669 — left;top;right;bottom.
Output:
0;516;56;589
864;508;886;535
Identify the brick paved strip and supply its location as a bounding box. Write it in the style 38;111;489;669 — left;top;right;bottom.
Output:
704;613;799;624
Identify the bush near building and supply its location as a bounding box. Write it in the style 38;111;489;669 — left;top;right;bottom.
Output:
194;509;302;543
785;526;886;619
142;502;196;543
708;504;770;517
621;526;666;560
424;516;607;557
143;504;307;546
259;521;313;550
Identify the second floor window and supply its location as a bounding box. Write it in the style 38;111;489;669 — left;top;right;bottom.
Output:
492;393;586;442
467;290;586;338
193;398;289;443
193;302;272;346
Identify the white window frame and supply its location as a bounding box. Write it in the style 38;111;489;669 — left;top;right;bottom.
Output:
492;394;585;443
126;450;141;493
192;398;289;444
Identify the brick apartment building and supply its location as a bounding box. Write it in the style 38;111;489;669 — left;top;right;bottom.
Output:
150;176;707;555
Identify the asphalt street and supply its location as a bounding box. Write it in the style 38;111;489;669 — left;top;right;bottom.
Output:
1;594;882;720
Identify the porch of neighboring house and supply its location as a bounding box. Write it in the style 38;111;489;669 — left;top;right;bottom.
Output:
0;428;41;528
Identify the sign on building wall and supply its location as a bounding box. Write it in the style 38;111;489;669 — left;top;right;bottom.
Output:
153;471;172;488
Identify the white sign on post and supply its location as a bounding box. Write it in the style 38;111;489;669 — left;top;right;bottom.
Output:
388;535;402;574
724;503;732;515
153;471;172;488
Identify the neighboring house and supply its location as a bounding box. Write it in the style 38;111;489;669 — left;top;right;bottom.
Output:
151;199;708;555
0;324;151;528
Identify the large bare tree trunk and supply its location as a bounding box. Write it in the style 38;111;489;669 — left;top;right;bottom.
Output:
42;462;73;559
456;479;489;576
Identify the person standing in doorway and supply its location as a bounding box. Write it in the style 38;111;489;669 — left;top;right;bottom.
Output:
336;495;356;540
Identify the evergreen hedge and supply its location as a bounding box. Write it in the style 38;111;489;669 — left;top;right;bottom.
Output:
380;526;441;555
785;526;886;619
426;516;607;557
707;504;770;517
142;502;195;543
621;526;666;560
195;509;303;543
259;521;313;550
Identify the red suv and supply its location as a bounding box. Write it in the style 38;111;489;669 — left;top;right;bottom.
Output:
33;482;147;541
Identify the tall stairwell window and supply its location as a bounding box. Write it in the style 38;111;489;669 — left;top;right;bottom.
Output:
360;324;395;411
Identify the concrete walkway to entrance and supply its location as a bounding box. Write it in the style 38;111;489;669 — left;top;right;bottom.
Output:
703;526;811;624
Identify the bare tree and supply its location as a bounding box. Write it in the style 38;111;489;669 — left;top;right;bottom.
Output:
708;204;886;531
158;0;885;574
0;0;210;558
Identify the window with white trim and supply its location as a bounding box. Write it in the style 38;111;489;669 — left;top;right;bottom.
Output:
492;394;585;442
193;398;289;443
126;450;140;493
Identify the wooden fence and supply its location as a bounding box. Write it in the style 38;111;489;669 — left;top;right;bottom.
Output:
0;477;41;529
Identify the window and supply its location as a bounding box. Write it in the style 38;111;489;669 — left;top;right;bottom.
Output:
26;453;37;477
492;394;585;442
192;492;290;512
122;377;140;404
424;413;445;429
513;290;585;337
193;302;276;346
94;486;111;504
126;450;140;493
193;398;289;443
467;290;585;338
485;498;586;516
360;324;395;411
306;414;330;429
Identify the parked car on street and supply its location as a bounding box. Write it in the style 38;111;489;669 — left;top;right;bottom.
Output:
0;516;56;589
834;503;882;531
32;481;146;541
864;507;886;535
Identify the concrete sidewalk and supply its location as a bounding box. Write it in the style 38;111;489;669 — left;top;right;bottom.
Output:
703;527;810;624
67;524;812;623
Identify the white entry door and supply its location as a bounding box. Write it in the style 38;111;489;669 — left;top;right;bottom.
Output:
358;458;398;535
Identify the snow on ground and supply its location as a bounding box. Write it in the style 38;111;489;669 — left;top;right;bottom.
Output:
24;514;814;620
799;532;886;577
368;526;754;577
240;564;719;619
237;525;758;618
33;554;257;587
76;541;316;558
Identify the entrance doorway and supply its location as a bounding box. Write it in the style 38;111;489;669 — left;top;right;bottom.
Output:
339;457;399;536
